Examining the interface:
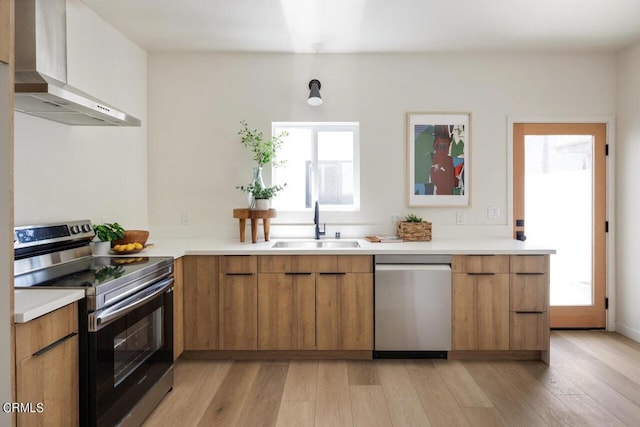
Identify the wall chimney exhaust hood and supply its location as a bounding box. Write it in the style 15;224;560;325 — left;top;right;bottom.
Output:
14;0;141;126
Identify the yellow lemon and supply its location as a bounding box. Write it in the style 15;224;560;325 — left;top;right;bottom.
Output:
126;243;135;251
134;242;143;250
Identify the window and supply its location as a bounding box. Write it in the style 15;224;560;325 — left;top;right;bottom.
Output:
272;122;360;211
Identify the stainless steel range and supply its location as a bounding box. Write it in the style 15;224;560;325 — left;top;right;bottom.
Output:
14;220;174;427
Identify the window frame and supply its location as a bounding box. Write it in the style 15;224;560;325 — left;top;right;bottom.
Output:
271;121;361;212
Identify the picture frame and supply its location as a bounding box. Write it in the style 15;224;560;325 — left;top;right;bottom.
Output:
407;112;470;207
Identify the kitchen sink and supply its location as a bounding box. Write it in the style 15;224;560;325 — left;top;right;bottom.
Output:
271;240;360;249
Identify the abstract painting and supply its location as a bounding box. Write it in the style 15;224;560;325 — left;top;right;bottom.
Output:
407;112;470;206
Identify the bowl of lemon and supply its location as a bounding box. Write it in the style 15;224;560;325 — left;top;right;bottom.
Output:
111;242;148;254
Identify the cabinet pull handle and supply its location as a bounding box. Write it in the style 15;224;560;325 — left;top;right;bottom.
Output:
467;254;495;257
285;272;313;276
33;332;78;357
225;272;254;276
515;272;545;276
319;272;346;275
515;311;545;314
467;272;495;276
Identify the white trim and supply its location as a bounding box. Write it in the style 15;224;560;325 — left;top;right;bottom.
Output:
507;116;616;331
614;322;640;342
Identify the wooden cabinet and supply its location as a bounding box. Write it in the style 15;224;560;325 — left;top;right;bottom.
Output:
183;256;219;350
452;271;510;350
258;255;373;351
0;0;11;64
452;254;551;358
15;302;79;427
173;258;184;360
257;273;315;350
509;255;550;350
219;256;258;350
316;272;373;350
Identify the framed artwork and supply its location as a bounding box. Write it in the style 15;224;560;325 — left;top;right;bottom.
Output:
407;112;470;206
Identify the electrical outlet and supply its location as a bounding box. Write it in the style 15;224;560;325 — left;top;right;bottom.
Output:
181;211;191;225
456;212;466;225
100;216;109;224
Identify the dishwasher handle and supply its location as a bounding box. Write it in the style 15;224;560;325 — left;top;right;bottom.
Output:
375;264;451;272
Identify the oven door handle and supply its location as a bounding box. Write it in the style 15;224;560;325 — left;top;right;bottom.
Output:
90;277;174;332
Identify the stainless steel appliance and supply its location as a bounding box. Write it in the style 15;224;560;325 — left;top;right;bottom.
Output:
374;255;452;358
14;220;173;426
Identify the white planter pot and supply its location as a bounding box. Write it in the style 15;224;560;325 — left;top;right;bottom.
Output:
90;241;111;255
253;199;270;210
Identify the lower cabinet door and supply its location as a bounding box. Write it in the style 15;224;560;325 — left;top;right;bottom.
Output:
219;273;258;350
452;273;510;350
258;273;316;350
16;334;79;427
316;273;373;350
510;312;549;350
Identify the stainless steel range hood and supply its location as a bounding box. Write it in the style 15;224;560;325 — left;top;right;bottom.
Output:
14;0;140;126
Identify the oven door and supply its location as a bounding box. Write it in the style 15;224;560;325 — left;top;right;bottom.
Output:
88;277;173;427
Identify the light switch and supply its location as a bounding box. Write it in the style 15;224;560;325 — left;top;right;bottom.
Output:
487;207;501;219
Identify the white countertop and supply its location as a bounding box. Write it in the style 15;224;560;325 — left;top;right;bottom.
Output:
14;289;85;323
141;237;556;257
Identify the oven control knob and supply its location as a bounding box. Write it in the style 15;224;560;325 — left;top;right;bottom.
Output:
82;224;92;233
70;225;80;234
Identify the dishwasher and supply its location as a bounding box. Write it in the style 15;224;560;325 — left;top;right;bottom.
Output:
374;254;452;358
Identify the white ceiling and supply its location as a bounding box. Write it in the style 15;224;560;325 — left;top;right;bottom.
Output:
83;0;640;53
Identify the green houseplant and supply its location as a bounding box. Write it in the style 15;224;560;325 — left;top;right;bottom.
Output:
237;121;288;209
93;223;125;241
91;223;125;255
238;120;287;167
236;181;286;210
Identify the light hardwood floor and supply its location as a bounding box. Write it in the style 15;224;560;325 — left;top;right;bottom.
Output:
143;331;640;426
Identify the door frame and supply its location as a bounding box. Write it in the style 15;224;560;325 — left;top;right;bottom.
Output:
507;116;615;330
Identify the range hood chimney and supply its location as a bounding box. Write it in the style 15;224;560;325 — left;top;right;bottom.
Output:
14;0;141;126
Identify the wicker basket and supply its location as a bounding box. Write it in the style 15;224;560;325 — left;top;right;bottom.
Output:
397;221;432;242
111;230;149;247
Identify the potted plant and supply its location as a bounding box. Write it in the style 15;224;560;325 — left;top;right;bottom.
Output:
236;181;285;210
397;214;432;241
91;222;125;255
237;121;287;208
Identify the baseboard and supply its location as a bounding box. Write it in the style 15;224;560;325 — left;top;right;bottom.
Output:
614;322;640;342
181;350;373;360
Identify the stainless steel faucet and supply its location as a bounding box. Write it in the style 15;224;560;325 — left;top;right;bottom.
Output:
314;201;326;240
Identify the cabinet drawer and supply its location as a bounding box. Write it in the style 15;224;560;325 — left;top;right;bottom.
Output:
258;255;372;273
258;255;316;273
222;255;257;273
315;256;372;273
510;255;548;273
452;255;509;274
15;302;78;362
510;273;549;312
510;312;549;350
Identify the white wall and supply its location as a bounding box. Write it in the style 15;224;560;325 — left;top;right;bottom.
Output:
13;0;148;229
615;41;640;340
148;52;616;239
